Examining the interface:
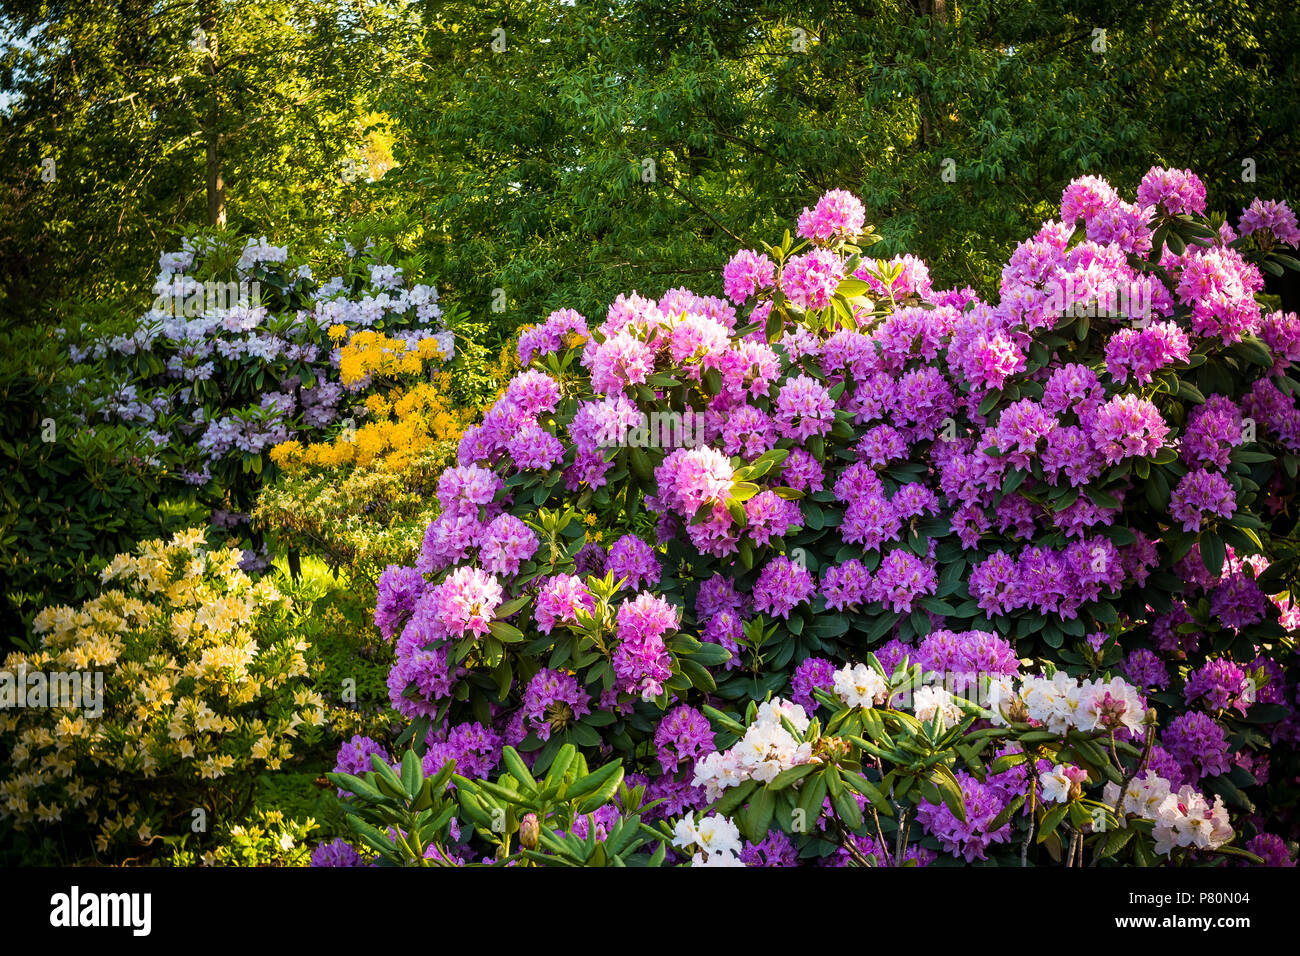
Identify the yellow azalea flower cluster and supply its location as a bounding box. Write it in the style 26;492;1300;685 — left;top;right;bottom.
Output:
272;331;476;474
0;530;326;855
337;330;448;387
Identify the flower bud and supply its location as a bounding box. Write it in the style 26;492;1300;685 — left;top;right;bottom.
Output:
519;812;540;850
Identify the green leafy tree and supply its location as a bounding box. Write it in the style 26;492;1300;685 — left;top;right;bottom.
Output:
0;0;406;324
375;0;1299;344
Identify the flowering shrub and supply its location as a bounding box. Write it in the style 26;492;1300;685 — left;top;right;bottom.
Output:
322;171;1300;866
0;530;327;859
162;808;319;867
254;341;515;582
64;233;456;565
269;329;475;474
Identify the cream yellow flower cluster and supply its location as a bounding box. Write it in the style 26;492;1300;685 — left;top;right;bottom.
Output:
0;530;326;854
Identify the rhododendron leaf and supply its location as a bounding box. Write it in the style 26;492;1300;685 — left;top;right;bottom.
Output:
907;609;931;638
690;644;732;667
919;598;956;616
866;612;898;642
1085;487;1120;509
1233;448;1274;464
768;763;817;791
764;307;784;343
842;771;891;814
1037;802;1069;842
328;772;385;803
714;779;757;817
567;723;601;749
1200;532;1226;575
977;391;1001;418
1098;825;1136;859
833;788;863;830
494;594;529;620
989;752;1028;775
1236;336;1274;367
1211;844;1265;864
903;531;926;558
807;614;848;639
1000;467;1027;497
680;658;716;692
400;749;422;799
836;278;872;298
741;784;776;843
481;620;522;646
1132;833;1156;867
665;672;692;695
532;736;564;775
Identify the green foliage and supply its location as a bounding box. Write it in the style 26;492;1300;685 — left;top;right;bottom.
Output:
0;326;197;645
330;743;667;866
375;0;1300;342
0;0;409;325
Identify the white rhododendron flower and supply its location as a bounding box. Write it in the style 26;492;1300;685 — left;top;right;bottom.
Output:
691;697;813;795
912;685;962;731
1152;786;1233;854
1038;763;1088;805
1021;671;1079;735
672;812;744;866
691;750;746;802
1103;771;1172;822
756;698;811;735
983;674;1018;725
1039;765;1075;804
1074;677;1147;734
1013;672;1146;736
833;662;888;708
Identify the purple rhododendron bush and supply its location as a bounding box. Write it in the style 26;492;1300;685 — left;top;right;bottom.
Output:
320;168;1300;868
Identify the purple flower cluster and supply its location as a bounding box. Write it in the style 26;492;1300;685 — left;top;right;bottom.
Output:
1183;658;1254;715
424;721;503;778
521;669;591;742
753;556;815;619
607;534;661;591
1163;711;1232;782
613;593;678;700
518;308;587;363
915;770;1014;862
654;705;715;773
914;629;1019;681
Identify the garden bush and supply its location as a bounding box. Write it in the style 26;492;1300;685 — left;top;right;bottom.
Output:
0;326;196;643
62;232;457;569
322;167;1300;867
254;332;516;583
0;530;328;862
